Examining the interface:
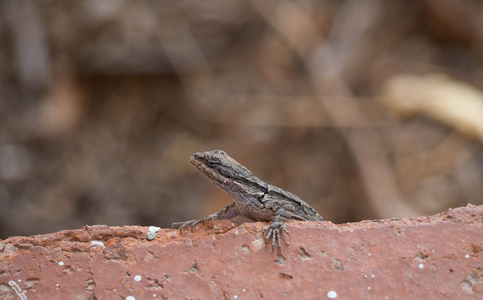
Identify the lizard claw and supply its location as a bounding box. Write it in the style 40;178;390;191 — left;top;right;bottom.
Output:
264;223;289;251
171;219;203;234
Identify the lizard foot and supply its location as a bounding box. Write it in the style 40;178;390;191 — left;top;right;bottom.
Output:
171;219;204;234
264;222;290;251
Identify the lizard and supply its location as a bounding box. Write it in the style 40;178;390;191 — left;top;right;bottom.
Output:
171;150;325;251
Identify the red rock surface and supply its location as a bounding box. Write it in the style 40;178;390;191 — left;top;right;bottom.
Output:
1;204;483;299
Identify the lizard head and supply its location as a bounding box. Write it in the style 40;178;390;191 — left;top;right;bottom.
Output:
190;150;266;196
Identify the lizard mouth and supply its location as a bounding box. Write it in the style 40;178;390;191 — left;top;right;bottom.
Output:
190;152;209;170
190;153;204;171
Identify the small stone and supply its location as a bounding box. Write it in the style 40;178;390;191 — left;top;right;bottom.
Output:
91;240;105;248
148;226;160;233
146;231;157;241
327;291;337;299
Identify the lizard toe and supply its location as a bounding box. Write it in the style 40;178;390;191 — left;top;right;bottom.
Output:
171;219;203;234
264;223;285;251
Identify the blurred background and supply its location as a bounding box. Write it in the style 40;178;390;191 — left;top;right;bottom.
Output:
1;0;483;239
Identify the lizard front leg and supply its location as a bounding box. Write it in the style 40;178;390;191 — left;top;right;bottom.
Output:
171;202;238;233
264;206;293;251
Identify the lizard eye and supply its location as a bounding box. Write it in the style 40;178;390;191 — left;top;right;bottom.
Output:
207;160;218;167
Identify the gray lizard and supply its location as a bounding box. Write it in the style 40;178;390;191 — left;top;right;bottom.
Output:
171;150;325;250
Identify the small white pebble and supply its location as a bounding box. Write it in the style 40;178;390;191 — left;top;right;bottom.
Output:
368;253;371;256
327;290;337;299
126;297;135;300
385;297;388;299
242;289;246;292
58;261;64;266
465;254;469;259
146;231;157;240
418;263;424;269
148;226;160;232
56;284;59;287
153;295;156;298
367;287;371;290
350;230;354;233
432;250;435;253
371;275;375;278
364;275;367;278
91;240;105;248
234;295;238;299
114;289;116;292
18;279;21;282
134;275;142;282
